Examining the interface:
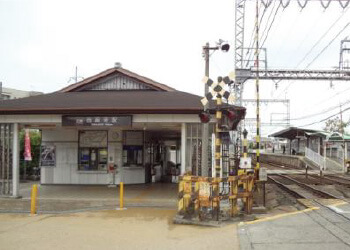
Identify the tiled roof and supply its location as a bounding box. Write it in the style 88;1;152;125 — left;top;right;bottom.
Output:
0;91;245;115
59;67;176;92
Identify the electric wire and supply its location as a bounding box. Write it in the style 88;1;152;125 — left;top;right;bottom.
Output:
260;2;282;49
299;106;350;128
305;21;350;69
297;8;349;69
274;7;350;98
259;0;278;45
275;99;350;121
307;84;350;110
245;2;268;67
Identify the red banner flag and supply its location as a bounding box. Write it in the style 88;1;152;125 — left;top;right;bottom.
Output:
24;129;32;161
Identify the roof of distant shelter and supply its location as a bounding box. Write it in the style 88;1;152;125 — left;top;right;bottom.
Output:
269;127;319;140
327;132;350;141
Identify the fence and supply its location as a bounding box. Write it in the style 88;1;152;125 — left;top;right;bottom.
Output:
305;147;325;170
177;174;254;222
326;146;344;165
0;124;13;196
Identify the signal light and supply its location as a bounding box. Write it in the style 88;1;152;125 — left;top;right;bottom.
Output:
199;111;210;123
223;110;236;121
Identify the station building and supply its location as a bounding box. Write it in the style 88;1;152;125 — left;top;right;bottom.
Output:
0;65;245;196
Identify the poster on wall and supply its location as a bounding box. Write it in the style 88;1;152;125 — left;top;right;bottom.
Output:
40;145;56;167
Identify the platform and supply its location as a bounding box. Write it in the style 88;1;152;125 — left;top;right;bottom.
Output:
239;199;350;250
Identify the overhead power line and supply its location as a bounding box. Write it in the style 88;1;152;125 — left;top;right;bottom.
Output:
275;99;350;121
296;7;349;69
305;21;350;69
274;7;349;98
260;2;282;49
299;106;350;128
245;2;268;66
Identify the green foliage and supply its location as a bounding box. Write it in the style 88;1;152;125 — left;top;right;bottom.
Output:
324;116;348;133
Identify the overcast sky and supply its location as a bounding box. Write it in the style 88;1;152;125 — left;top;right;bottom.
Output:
0;0;349;137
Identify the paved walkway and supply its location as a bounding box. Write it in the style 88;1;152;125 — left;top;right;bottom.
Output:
239;199;350;250
0;208;240;250
0;182;177;213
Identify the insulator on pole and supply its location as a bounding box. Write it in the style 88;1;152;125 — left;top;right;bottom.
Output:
261;0;273;8
297;0;308;8
280;0;291;8
339;0;350;9
320;0;332;9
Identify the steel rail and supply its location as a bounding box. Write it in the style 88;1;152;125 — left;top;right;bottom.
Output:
269;174;340;199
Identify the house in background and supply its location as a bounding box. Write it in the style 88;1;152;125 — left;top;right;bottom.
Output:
0;84;43;100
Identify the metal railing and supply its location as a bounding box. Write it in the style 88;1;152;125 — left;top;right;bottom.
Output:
305;147;325;170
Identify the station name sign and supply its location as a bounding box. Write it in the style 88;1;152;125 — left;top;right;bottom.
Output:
62;116;132;127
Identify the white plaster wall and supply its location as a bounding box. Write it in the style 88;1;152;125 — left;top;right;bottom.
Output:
41;127;145;185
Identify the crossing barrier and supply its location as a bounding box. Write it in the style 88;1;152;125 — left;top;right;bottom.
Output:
177;173;254;221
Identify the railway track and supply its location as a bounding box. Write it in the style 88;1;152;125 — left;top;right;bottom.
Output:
325;174;350;183
260;161;299;170
268;174;340;200
310;174;350;187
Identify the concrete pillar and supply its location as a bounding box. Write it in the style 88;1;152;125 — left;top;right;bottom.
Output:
323;140;327;170
12;123;20;197
345;142;348;160
344;142;348;173
180;123;186;175
318;138;321;155
201;123;209;177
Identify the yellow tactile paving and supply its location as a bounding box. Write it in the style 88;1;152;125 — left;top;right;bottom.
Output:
239;206;319;225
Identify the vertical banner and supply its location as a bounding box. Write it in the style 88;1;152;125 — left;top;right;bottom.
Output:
24;129;32;161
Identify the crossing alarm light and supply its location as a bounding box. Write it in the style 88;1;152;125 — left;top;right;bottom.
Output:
223;110;237;121
199;111;210;123
217;39;230;52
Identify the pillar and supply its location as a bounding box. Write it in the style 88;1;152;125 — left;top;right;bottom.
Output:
180;123;186;175
12;123;20;197
201;123;209;177
344;141;348;173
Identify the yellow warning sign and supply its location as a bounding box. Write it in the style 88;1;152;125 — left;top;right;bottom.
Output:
199;182;210;198
184;181;192;194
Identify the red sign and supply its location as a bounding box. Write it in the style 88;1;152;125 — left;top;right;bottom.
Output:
24;129;32;161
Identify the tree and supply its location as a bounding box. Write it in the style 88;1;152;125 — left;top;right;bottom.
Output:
324;116;348;133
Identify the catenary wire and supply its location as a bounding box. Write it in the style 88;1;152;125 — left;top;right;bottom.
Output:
274;7;350;98
299;106;350;128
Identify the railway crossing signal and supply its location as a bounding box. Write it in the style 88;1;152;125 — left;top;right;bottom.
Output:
199;111;210;123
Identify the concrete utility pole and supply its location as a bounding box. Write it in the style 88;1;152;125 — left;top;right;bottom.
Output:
340;103;346;172
201;41;230;176
254;0;261;174
201;43;210;177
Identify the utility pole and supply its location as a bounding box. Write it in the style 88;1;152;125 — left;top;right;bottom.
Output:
340;103;346;172
255;0;260;174
201;41;230;176
201;43;210;177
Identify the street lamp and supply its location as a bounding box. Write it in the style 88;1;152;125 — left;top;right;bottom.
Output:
201;40;230;177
